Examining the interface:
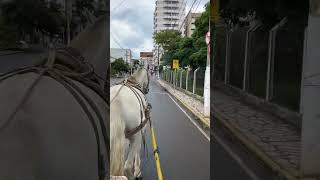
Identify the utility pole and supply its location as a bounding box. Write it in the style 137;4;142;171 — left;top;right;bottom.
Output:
130;50;133;75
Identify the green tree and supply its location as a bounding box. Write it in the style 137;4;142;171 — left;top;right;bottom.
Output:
110;58;130;75
153;29;182;65
173;37;195;67
220;0;308;27
153;29;182;52
0;0;64;37
153;2;210;69
189;3;210;68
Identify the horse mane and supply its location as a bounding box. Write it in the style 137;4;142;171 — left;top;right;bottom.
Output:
129;68;145;85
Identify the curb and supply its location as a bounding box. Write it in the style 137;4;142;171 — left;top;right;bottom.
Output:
157;80;210;129
212;105;300;180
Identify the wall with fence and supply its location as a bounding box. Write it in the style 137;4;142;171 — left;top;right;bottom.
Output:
161;67;206;98
213;21;305;112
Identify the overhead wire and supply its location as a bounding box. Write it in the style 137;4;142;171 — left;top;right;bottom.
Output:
111;0;127;13
178;0;199;32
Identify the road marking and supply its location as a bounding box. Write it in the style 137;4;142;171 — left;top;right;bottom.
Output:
149;92;168;95
150;91;210;141
213;133;262;180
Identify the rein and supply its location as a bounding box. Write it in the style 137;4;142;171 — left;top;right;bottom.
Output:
0;48;109;180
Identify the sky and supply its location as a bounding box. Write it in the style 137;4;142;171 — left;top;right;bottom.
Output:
110;0;209;59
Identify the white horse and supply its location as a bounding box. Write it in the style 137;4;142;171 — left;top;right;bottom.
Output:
110;68;150;180
0;14;109;180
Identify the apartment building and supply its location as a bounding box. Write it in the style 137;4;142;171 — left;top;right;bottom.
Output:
184;12;201;37
153;0;186;66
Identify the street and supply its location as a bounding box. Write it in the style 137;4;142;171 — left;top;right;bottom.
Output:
111;76;210;180
212;117;274;180
0;51;46;73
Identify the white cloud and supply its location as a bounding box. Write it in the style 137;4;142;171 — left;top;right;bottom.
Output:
110;0;156;58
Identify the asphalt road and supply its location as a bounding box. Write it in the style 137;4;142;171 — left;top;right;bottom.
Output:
212;116;274;180
0;51;46;73
111;76;210;180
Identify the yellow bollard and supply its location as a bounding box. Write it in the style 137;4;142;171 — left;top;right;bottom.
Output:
150;127;163;180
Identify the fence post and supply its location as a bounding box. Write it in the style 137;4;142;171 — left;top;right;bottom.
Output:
193;67;200;94
173;69;177;87
165;71;168;81
175;69;178;87
180;70;183;88
170;71;173;84
243;23;261;91
225;30;231;84
186;67;190;91
266;18;287;101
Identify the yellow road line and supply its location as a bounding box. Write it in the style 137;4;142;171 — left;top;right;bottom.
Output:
150;127;164;180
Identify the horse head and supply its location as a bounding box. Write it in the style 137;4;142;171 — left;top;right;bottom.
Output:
141;68;149;94
131;67;149;94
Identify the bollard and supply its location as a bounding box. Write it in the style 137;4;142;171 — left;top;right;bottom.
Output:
193;67;200;94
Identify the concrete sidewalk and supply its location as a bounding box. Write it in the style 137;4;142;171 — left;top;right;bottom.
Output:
157;79;210;128
212;88;307;180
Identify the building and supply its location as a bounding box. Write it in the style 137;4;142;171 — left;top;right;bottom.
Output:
184;12;201;37
153;0;186;33
140;52;153;69
110;48;132;64
153;0;186;66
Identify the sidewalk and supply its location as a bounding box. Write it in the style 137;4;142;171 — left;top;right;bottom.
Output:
212;87;304;180
157;79;210;128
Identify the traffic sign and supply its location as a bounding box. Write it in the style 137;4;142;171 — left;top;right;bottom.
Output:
172;59;179;69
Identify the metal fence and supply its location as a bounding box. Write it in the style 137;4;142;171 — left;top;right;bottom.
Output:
161;67;205;97
213;20;305;112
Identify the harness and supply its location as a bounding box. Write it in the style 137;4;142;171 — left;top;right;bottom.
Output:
0;47;109;180
111;69;151;138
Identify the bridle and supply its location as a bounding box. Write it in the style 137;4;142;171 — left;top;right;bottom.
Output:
0;47;109;180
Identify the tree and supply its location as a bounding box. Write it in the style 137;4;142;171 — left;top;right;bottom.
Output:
153;29;182;52
0;0;65;41
220;0;309;28
173;37;195;67
189;2;210;68
111;58;130;75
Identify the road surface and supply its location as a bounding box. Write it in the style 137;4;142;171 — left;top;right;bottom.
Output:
111;76;210;180
212;116;274;180
0;51;46;73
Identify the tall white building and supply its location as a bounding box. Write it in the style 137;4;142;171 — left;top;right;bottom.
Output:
153;0;186;66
